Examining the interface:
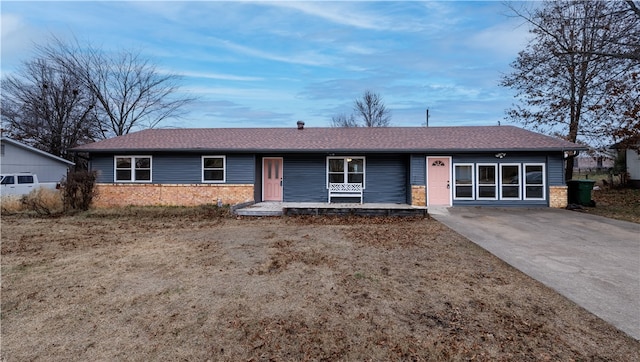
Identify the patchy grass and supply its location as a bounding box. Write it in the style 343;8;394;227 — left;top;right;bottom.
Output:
1;211;638;361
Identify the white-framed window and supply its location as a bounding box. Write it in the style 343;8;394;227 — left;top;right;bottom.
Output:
500;164;521;199
327;157;365;188
454;162;546;201
202;156;226;183
524;163;545;200
453;164;474;200
114;156;152;182
476;163;497;199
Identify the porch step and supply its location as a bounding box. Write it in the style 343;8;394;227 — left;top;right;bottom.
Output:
284;207;427;217
234;205;283;216
233;202;428;217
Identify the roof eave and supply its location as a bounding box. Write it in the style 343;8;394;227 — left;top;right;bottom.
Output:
74;146;587;154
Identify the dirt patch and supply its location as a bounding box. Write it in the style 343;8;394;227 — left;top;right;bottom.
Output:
2;210;638;361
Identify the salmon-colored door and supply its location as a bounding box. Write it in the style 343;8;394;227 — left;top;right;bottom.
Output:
263;158;283;201
427;157;451;206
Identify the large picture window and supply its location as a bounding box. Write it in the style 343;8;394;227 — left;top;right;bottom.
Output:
453;162;546;202
202;156;226;183
327;157;365;187
454;164;474;199
476;164;497;199
115;156;151;182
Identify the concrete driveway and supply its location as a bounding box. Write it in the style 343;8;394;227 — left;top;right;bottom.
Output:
429;207;640;340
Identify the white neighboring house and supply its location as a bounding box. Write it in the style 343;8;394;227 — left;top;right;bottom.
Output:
1;137;75;194
611;137;640;189
623;142;640;189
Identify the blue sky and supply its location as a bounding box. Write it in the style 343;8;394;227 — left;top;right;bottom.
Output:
1;1;533;129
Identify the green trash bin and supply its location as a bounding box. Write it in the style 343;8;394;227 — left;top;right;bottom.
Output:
567;180;596;206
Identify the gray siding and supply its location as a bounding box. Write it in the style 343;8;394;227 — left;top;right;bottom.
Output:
227;155;255;183
283;154;326;202
282;154;407;203
92;155;113;183
452;153;548;164
155;155;200;183
410;154;426;185
91;153;254;184
1;141;71;183
547;154;565;186
364;154;407;203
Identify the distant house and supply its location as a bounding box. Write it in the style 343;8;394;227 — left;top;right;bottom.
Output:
611;136;640;188
1;137;74;183
71;125;586;208
573;151;615;172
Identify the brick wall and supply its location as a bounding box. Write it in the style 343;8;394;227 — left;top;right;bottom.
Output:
93;184;254;208
549;185;568;208
411;185;426;207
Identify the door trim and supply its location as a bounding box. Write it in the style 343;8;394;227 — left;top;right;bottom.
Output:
426;156;452;206
262;157;283;202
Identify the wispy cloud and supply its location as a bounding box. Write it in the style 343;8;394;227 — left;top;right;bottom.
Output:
209;37;338;67
264;2;392;31
466;19;532;60
179;70;263;82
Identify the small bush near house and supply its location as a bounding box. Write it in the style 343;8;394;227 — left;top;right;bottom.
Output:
62;170;97;211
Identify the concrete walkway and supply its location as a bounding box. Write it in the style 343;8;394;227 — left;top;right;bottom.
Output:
429;207;640;340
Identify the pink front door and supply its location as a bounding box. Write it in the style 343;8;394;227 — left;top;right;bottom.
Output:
427;157;451;206
263;158;283;201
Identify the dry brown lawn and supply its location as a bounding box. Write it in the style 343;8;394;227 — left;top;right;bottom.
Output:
590;187;640;223
1;208;638;361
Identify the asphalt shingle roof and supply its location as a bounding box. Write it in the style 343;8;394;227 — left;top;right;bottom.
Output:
72;126;586;153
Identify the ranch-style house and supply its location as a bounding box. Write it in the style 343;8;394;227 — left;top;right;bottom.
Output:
71;125;586;209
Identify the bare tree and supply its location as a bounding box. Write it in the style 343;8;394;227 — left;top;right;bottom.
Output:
37;36;194;138
501;0;640;180
1;58;97;160
331;90;391;127
627;0;640;17
331;113;358;128
354;90;391;127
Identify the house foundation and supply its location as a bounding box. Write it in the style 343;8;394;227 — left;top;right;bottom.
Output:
93;183;254;208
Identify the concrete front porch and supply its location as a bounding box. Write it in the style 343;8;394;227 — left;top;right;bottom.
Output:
234;202;428;217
